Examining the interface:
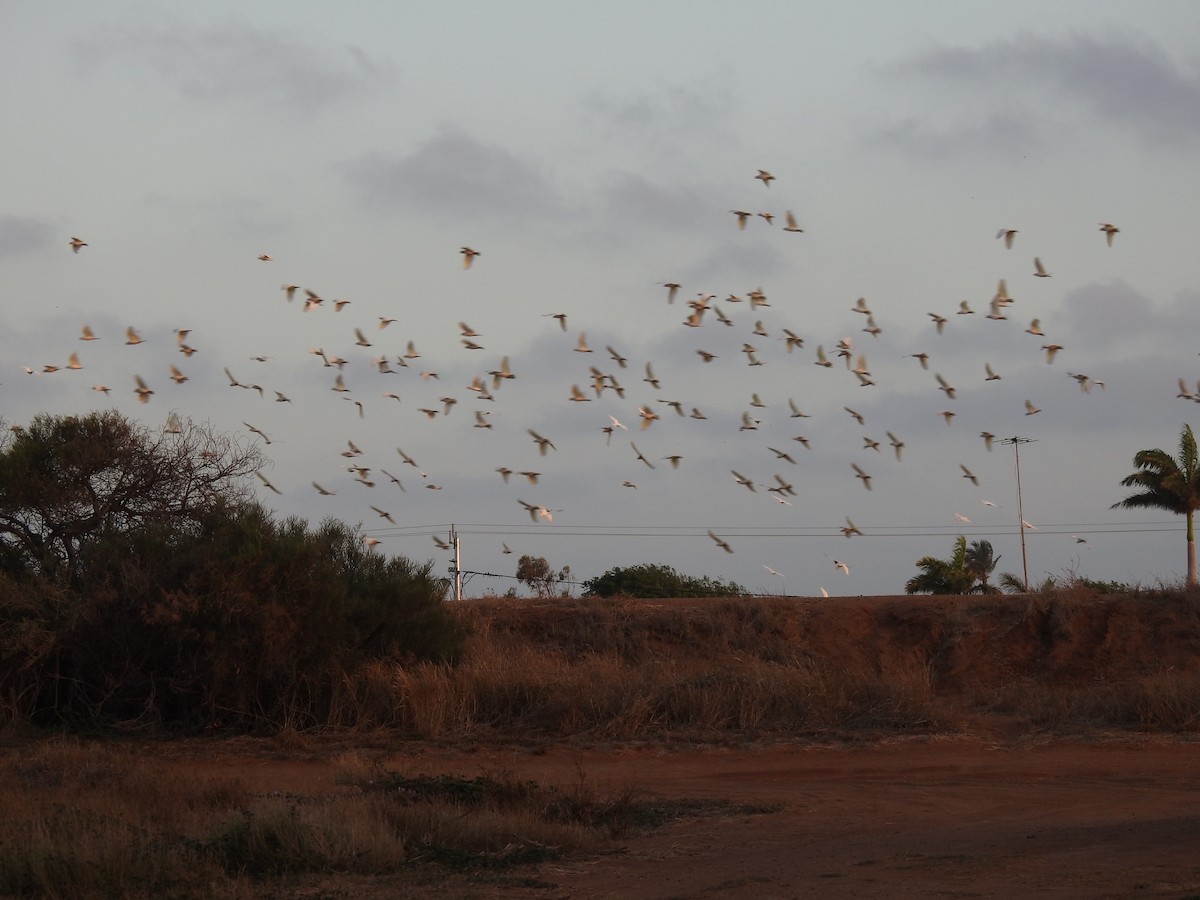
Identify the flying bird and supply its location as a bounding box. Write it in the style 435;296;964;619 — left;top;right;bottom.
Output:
133;375;153;404
708;530;734;553
255;470;282;495
996;228;1017;249
69;237;87;253
851;463;872;490
460;246;480;268
1099;222;1120;246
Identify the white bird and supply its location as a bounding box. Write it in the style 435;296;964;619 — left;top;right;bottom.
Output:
69;236;88;253
1034;257;1051;277
1099;222;1120;246
133;375;153;404
731;470;756;492
851;463;872;490
954;513;972;524
460;246;480;268
996;228;1017;248
782;210;804;233
1025;399;1042;416
833;560;850;575
255;470;282;495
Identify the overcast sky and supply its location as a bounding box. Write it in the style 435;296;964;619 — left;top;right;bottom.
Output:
5;2;1200;596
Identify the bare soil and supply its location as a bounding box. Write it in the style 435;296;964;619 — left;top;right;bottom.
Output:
162;733;1200;899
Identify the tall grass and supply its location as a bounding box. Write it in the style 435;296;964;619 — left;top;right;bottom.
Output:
0;738;652;897
313;589;1200;740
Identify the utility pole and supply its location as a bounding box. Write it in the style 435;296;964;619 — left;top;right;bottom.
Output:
447;525;462;601
1000;437;1036;591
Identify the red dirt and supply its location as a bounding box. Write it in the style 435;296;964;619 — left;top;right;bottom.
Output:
170;735;1200;899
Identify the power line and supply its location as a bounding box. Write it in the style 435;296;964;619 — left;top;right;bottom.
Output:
364;521;1184;539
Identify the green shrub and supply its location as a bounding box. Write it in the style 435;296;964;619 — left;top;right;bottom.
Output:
582;563;748;598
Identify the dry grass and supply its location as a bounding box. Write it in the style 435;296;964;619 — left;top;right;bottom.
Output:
0;736;701;898
305;588;1200;741
4;587;1199;896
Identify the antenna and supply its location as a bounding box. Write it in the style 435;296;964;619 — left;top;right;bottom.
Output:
999;437;1036;591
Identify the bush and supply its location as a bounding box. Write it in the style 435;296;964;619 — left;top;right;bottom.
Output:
582;563;748;598
0;415;464;731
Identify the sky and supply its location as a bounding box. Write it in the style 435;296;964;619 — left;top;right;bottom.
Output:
4;1;1200;597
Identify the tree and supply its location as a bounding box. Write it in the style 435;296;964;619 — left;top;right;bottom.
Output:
0;411;262;584
905;536;983;594
1;501;462;729
582;563;748;598
515;555;570;597
964;539;1001;593
1112;423;1200;587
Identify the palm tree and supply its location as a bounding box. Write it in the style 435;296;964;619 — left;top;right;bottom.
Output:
905;535;978;594
1111;423;1200;587
964;539;1001;593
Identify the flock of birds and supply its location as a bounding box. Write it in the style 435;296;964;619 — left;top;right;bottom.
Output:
17;168;1154;593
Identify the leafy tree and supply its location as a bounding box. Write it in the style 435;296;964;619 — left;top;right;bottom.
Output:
0;411;261;584
905;536;986;594
1;503;461;729
1112;423;1200;586
0;412;463;730
582;563;748;598
515;555;571;597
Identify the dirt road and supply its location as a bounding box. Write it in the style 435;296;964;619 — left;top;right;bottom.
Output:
181;736;1200;898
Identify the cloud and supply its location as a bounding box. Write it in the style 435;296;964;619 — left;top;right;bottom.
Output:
75;16;389;112
0;216;55;259
583;81;734;139
872;112;1044;160
880;31;1200;150
338;128;564;219
1057;279;1158;351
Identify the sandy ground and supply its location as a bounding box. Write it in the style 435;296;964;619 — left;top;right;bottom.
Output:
176;736;1200;899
